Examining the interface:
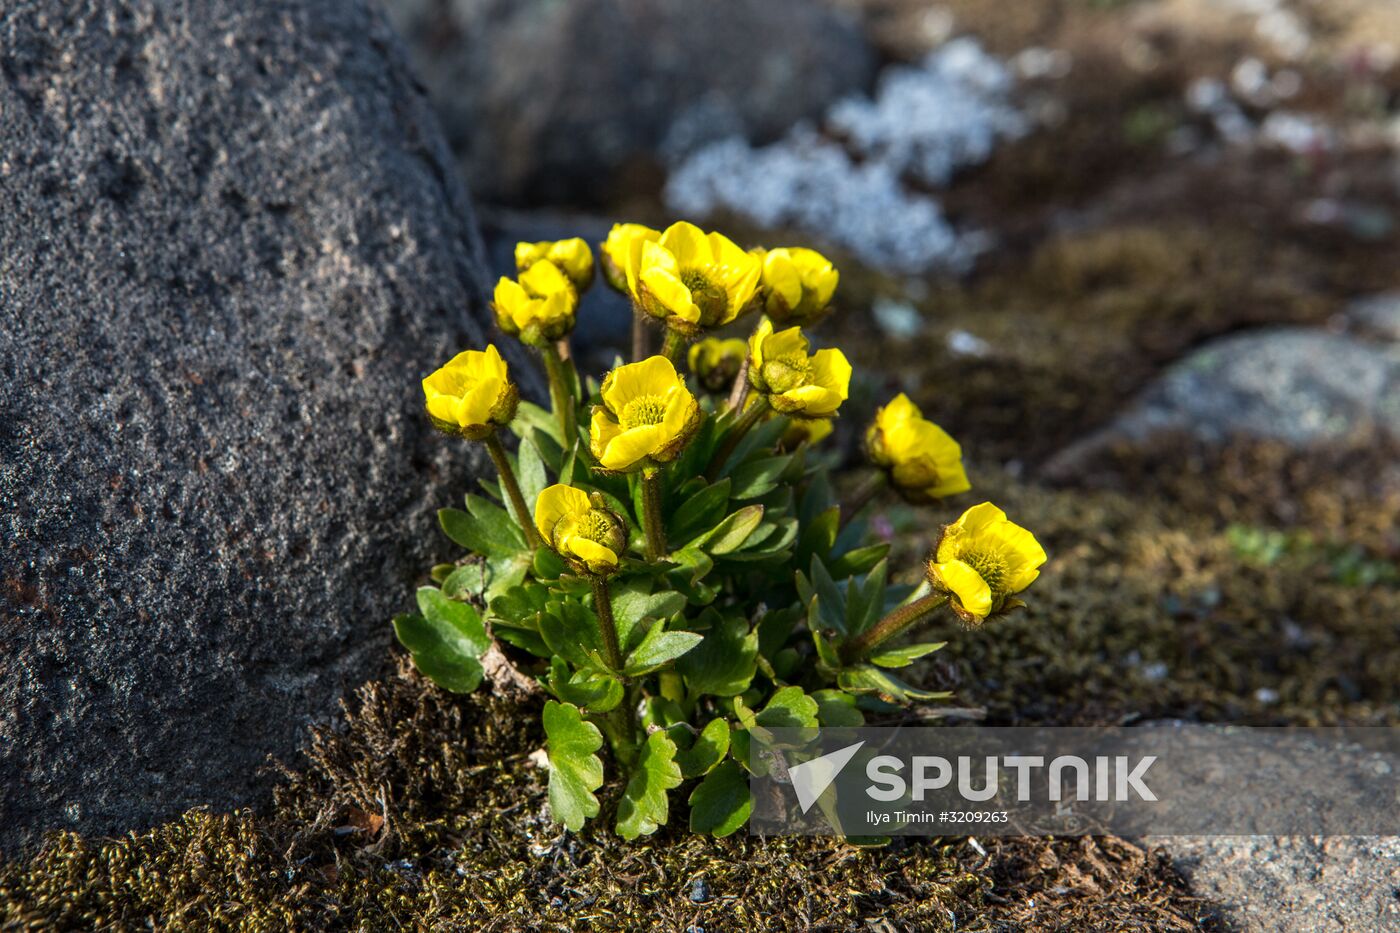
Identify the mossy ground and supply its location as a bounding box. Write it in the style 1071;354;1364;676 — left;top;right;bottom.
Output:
2;660;1213;931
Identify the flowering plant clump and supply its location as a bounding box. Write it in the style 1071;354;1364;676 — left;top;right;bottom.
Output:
394;223;1046;840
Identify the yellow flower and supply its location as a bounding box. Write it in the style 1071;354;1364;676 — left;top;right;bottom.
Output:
515;238;595;291
928;502;1046;624
687;337;748;393
599;223;661;293
627;221;762;335
866;394;970;502
534;484;628;575
589;356;702;472
761;247;839;325
422;344;518;439
780;416;833;449
492;260;578;346
746;319;851;418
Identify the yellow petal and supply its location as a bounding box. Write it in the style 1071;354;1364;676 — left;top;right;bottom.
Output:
589;408;623;462
762;249;803;309
980;520;1047;594
935;559;993;621
535;484;591;544
808;348;852;399
748;317;775;370
459;375;502;425
602;424;664;470
424;392;461;425
520;259;572;298
660;221;712;268
956;502;1008;536
640;265;699;323
601;356;681;415
567;536;618;572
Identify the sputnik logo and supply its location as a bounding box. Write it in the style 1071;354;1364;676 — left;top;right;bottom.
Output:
788;741;866;813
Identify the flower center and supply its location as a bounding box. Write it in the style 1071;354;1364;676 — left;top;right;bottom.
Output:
621;394;668;429
681;269;728;325
577;511;614;543
761;352;811;394
961;550;1008;594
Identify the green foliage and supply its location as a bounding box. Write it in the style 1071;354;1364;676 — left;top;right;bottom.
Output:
394;291;990;841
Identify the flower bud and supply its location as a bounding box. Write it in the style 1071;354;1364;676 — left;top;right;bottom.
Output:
534;484;629;575
421;344;519;440
927;502;1045;624
515;238;595;292
747;319;851;418
492;261;578;346
687;337;748;394
866;394;970;502
761;247;839;326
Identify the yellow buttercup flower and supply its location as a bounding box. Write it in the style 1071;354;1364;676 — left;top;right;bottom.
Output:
928;502;1046;624
516;238;595;291
746;319;851;418
627;221;762;335
600;223;661;293
589;356;702;472
687;337;748;393
866;393;970;502
761;247;839;326
422;344;518;439
492;260;578;346
534;484;628;575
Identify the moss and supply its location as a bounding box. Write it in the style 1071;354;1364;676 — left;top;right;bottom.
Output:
2;659;1215;930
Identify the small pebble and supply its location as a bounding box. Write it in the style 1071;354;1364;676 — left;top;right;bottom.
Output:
690;877;711;903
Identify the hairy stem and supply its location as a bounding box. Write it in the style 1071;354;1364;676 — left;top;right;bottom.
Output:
483;431;544;549
590;575;625;672
840;593;949;665
539;342;577;445
659;328;686;363
631;310;649;363
640;467;668;561
726;357;751;413
704;396;770;482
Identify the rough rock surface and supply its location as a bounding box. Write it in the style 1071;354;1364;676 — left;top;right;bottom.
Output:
1045;328;1400;474
1153;836;1400;931
0;0;511;851
384;0;876;205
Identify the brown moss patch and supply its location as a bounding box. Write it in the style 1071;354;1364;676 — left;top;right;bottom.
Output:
2;661;1217;931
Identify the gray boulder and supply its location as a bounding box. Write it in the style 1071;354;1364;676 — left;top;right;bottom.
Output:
1046;328;1400;474
385;0;877;205
0;0;516;851
1344;291;1400;343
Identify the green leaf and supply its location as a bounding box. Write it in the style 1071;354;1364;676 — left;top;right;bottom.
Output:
718;414;790;478
846;559;888;636
544;701;604;832
440;562;488;601
509;400;563;446
812;689;866;727
868;642;946;669
466;494;528;549
624;620;703;676
756;686;820;730
539;600;601;669
669;478;733;543
531;546;567;581
517;435;548;507
676;613;758;697
616;730;682;840
798;556;848;636
688;760;751;837
548;657;624;712
729;456;791;500
837;665;953;703
672;718;731;779
796;506;840;568
827;543;891;579
756;606;801;660
392;587;490;693
611;582;688;652
701;505;765;555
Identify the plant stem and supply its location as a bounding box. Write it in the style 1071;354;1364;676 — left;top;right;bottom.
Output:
589;575;626;672
631;311;648;363
703;396;770;482
726;357;751;413
640;467;668;561
840;593;949;665
840;471;888;527
483;430;544;550
539;342;577;445
659;328;685;363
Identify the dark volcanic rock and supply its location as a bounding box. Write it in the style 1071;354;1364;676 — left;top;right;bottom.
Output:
0;0;512;851
385;0;877;206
